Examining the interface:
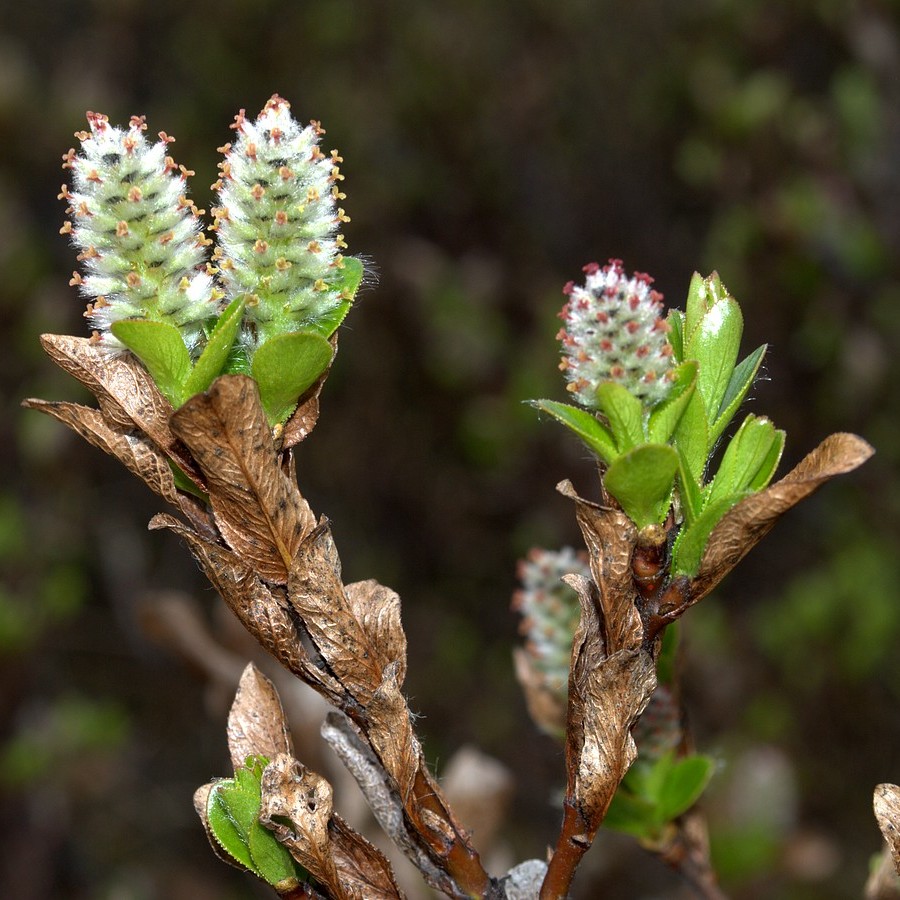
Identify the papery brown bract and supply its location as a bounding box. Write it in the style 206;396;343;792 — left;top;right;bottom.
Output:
170;376;316;584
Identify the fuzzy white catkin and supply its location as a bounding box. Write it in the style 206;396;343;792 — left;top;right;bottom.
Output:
557;259;675;408
211;95;350;355
62;112;216;352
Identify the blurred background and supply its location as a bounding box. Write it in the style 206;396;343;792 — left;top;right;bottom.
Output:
1;1;898;897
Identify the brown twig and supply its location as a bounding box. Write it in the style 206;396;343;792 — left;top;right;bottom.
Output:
539;798;592;900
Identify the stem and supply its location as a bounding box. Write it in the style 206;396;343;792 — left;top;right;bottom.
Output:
539;799;593;900
409;767;496;898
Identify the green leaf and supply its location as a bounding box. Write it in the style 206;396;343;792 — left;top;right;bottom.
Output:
671;492;749;576
647;361;697;444
602;787;657;839
207;764;264;874
685;296;743;424
110;319;191;406
710;344;767;445
206;756;301;887
667;309;685;363
529;400;618;464
706;414;780;508
673;390;709;486
252;331;334;425
683;271;708;344
748;427;784;491
675;444;703;525
596;382;645;452
603;443;679;528
657;754;715;822
182;298;246;399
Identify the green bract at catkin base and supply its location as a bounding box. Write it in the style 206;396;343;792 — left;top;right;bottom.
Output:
61;113;218;355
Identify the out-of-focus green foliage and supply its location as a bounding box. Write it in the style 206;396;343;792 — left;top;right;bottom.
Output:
2;1;897;897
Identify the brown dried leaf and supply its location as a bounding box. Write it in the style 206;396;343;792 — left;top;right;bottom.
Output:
37;334;202;484
691;433;874;606
345;580;407;686
365;662;419;806
513;647;567;737
558;480;640;653
23;399;178;503
258;755;344;896
170;376;315;584
329;815;405;900
565;573;657;825
149;514;344;705
320;713;455;895
288;528;386;702
228;663;294;772
875;784;900;875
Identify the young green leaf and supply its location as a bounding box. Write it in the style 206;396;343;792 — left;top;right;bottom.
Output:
705;415;781;509
657;754;715;823
748;427;785;491
603;443;679;528
684;295;743;423
647;361;698;444
709;344;767;445
252;331;334;425
683;271;708;344
675;445;703;525
602;786;657;839
529;400;618;464
110;319;192;407
182;297;246;400
672;390;709;487
596;381;645;452
206;756;301;887
671;492;749;576
666;308;685;363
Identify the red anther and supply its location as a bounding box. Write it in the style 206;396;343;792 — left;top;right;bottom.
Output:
230;109;247;131
582;261;600;275
562;280;575;295
129;115;147;131
626;321;639;334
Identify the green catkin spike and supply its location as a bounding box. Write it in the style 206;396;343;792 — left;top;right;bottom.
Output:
211;94;350;356
61;112;217;353
557;259;676;409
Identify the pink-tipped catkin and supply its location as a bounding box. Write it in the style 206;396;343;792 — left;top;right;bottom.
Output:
558;259;675;408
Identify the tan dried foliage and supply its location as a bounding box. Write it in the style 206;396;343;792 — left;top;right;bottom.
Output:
365;662;420;806
23;399;179;503
559;481;641;652
171;376;316;584
228;663;294;772
564;574;656;824
149;514;345;705
288;530;394;703
259;754;402;899
875;784;900;875
36;334;203;484
690;433;874;606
